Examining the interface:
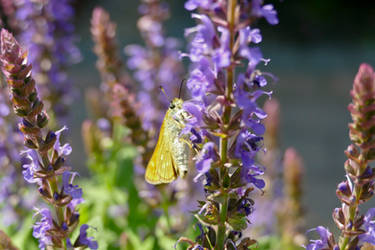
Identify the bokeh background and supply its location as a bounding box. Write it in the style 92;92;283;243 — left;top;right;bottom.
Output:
23;0;375;235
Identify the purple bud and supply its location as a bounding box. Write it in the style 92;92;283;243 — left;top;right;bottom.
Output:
53;192;59;201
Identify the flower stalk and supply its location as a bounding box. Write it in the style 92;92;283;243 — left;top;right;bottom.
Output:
90;7;151;166
0;29;96;249
180;0;278;248
216;0;237;248
337;64;375;249
306;64;375;250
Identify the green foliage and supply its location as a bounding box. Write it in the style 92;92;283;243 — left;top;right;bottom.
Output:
81;122;191;249
255;236;304;250
255;236;283;250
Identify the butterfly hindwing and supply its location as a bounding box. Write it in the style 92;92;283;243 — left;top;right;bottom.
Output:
145;112;177;184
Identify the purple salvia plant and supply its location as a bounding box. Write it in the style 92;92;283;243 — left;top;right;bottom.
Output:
306;64;375;249
124;0;184;133
0;29;96;249
178;0;278;249
0;11;38;229
15;0;81;122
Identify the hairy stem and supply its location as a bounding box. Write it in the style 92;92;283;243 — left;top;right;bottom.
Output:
216;0;236;249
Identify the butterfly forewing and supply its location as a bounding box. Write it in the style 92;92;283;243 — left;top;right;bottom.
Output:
145;111;177;184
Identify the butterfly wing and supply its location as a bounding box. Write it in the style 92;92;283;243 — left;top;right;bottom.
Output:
145;113;177;184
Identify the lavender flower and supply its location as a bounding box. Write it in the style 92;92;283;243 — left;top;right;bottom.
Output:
307;64;375;249
179;0;278;248
306;226;337;250
15;0;80;121
0;29;96;249
67;224;98;249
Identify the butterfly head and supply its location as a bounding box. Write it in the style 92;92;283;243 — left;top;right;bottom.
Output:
169;98;183;110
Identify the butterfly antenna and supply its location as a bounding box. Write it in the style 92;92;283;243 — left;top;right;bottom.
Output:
159;85;171;102
178;79;186;99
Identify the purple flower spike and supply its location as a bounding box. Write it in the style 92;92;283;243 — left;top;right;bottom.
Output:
179;1;278;249
307;64;375;249
0;29;96;248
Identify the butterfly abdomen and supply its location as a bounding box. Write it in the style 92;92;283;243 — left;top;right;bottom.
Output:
172;136;189;178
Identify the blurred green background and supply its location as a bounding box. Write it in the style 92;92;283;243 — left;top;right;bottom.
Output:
63;0;375;236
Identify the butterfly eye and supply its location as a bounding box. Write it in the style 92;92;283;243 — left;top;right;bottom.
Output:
169;103;175;109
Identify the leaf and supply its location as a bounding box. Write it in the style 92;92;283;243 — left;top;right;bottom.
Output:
124;229;155;250
195;213;217;226
255;235;283;250
227;213;248;231
8;215;38;250
155;225;178;250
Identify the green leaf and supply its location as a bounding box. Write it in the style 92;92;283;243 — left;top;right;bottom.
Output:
227;213;248;231
125;229;155;250
10;215;38;250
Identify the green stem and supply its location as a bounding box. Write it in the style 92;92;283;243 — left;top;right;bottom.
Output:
49;176;64;224
216;193;229;249
339;154;367;250
216;0;236;249
160;187;172;231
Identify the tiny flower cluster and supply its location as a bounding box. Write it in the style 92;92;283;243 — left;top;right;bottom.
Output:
179;0;278;248
0;29;96;249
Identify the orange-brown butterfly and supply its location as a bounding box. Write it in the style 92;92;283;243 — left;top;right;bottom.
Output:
145;97;191;184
